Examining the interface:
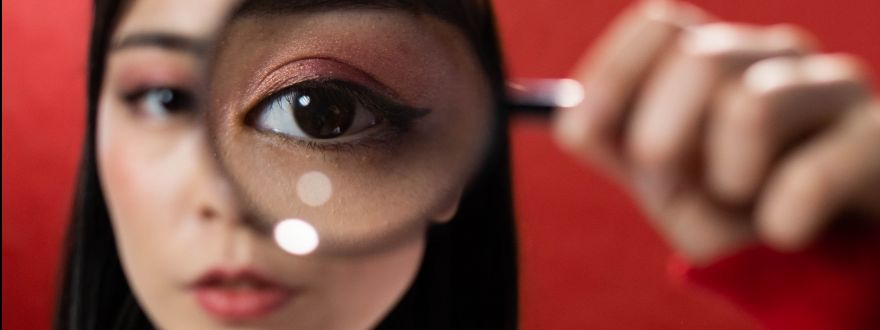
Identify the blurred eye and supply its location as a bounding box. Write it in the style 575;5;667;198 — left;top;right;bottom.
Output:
125;87;196;119
251;81;379;140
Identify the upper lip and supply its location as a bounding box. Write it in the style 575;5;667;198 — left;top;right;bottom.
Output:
192;267;289;290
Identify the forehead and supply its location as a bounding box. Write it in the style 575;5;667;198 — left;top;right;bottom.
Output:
110;0;462;55
114;0;441;38
114;0;241;41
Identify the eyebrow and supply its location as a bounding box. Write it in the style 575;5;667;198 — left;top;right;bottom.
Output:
111;32;212;56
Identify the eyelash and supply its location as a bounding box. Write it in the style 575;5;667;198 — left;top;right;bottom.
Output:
246;79;430;152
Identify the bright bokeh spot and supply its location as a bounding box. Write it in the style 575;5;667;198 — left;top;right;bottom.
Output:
273;218;320;256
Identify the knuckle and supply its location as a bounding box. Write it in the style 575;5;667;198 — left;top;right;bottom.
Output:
765;24;818;53
742;54;871;115
802;53;871;85
678;23;748;58
680;23;813;62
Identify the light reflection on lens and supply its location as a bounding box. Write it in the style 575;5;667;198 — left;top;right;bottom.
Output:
297;171;333;207
274;218;320;255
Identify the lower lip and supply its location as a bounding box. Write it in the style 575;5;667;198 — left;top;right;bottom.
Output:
195;287;293;321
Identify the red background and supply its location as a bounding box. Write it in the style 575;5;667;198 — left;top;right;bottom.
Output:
4;0;879;329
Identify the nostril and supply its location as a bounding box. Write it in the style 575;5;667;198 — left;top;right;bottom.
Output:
199;207;218;220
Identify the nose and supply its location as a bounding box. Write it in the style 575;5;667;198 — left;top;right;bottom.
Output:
189;129;272;235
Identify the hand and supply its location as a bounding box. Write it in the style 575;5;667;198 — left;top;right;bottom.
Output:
553;0;880;265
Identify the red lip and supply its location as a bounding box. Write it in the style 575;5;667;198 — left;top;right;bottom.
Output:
192;268;293;322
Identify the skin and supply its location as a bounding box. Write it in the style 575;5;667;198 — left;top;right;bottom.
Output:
554;0;880;265
97;0;490;329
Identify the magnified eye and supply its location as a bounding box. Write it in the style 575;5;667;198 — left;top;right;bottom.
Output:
125;87;196;119
251;80;380;140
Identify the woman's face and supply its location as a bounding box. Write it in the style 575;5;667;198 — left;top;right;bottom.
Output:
96;0;492;328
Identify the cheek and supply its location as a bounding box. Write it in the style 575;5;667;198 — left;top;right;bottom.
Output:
97;103;198;240
314;230;426;329
96;97;208;325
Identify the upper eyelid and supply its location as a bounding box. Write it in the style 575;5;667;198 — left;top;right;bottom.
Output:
241;57;404;113
108;50;203;99
251;79;428;120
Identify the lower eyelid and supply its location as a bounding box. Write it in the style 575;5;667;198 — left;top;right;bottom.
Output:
297;124;408;153
253;116;408;154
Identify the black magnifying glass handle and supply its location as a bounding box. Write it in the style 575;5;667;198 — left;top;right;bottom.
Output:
506;78;584;115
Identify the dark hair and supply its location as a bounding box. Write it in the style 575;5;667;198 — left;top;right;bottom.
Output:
55;1;517;329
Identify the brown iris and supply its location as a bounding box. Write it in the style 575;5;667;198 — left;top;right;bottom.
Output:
289;86;355;139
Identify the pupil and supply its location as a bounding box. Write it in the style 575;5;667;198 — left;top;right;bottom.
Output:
292;88;355;139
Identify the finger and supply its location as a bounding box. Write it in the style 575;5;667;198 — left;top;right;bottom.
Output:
655;190;755;265
554;0;709;180
708;54;871;205
757;100;880;251
625;23;815;212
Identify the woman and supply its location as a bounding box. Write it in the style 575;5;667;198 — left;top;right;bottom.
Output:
56;0;880;329
59;0;517;329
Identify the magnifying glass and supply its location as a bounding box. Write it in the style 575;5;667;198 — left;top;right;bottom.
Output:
197;0;586;259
